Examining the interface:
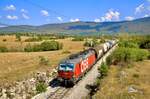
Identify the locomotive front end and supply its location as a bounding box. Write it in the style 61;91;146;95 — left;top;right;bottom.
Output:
57;63;75;85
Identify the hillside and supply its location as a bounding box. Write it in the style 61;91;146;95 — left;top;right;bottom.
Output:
0;17;150;35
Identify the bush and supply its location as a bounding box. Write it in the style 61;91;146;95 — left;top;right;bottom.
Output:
84;41;93;47
24;41;63;52
36;82;47;94
39;56;49;65
72;37;84;41
3;39;7;42
98;63;108;77
118;41;139;48
15;33;21;41
41;41;63;51
139;39;150;49
62;50;71;54
24;44;41;52
110;47;149;64
106;55;112;66
133;73;139;78
25;37;42;42
148;52;150;59
0;46;8;52
84;39;99;47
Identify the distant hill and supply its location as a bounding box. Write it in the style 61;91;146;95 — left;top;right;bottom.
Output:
0;17;150;35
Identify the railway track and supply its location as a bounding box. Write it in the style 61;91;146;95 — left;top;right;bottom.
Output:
33;44;118;99
47;87;70;99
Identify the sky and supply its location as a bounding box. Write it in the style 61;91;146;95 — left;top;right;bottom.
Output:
0;0;150;26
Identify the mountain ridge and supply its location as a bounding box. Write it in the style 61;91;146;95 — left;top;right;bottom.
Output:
0;17;150;35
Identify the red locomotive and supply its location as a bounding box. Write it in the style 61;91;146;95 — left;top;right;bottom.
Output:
57;40;117;85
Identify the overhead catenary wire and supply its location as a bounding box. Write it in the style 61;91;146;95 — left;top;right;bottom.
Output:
22;0;72;20
0;0;72;26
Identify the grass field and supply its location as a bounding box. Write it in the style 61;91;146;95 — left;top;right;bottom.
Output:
93;60;150;99
0;36;85;85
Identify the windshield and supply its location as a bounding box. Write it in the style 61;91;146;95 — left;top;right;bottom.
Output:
59;63;74;71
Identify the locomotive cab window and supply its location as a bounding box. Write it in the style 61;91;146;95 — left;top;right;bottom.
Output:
59;64;74;71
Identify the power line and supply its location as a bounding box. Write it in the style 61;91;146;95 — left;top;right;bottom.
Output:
22;0;72;19
0;0;72;26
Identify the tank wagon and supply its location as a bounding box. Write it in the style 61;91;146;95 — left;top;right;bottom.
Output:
57;40;117;85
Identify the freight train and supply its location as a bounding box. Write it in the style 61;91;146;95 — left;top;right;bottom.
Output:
57;40;117;85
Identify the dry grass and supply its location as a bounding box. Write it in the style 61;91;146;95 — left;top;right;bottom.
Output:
93;60;150;99
0;36;85;84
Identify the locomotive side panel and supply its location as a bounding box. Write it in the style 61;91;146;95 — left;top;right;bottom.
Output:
88;54;96;69
74;52;96;80
74;63;81;79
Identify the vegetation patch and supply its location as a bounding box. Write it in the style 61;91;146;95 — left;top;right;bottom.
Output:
25;37;42;42
84;39;100;47
72;36;84;41
109;47;149;64
39;56;50;66
36;82;47;94
62;50;71;54
24;40;63;52
0;46;8;52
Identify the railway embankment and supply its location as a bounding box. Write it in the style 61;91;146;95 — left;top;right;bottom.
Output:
32;44;117;99
63;45;117;99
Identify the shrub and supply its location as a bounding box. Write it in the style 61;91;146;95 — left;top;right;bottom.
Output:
106;55;112;66
41;41;63;51
98;63;108;77
148;52;150;59
84;41;93;47
39;56;49;65
36;82;47;94
24;44;41;52
133;73;139;78
62;50;71;54
0;46;8;52
24;41;63;52
2;39;7;42
15;33;21;41
139;39;150;49
110;47;149;64
118;41;139;48
56;35;65;39
72;37;84;41
84;39;99;47
25;37;41;42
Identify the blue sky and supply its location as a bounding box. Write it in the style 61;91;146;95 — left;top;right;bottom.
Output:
0;0;150;25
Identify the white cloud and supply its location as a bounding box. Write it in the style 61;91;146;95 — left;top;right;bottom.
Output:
41;10;49;16
98;9;120;22
21;9;28;13
70;18;80;22
135;3;144;14
94;18;101;22
0;25;7;28
57;17;63;21
6;15;18;20
5;5;16;11
144;14;149;17
22;13;30;19
100;17;106;22
125;16;134;21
